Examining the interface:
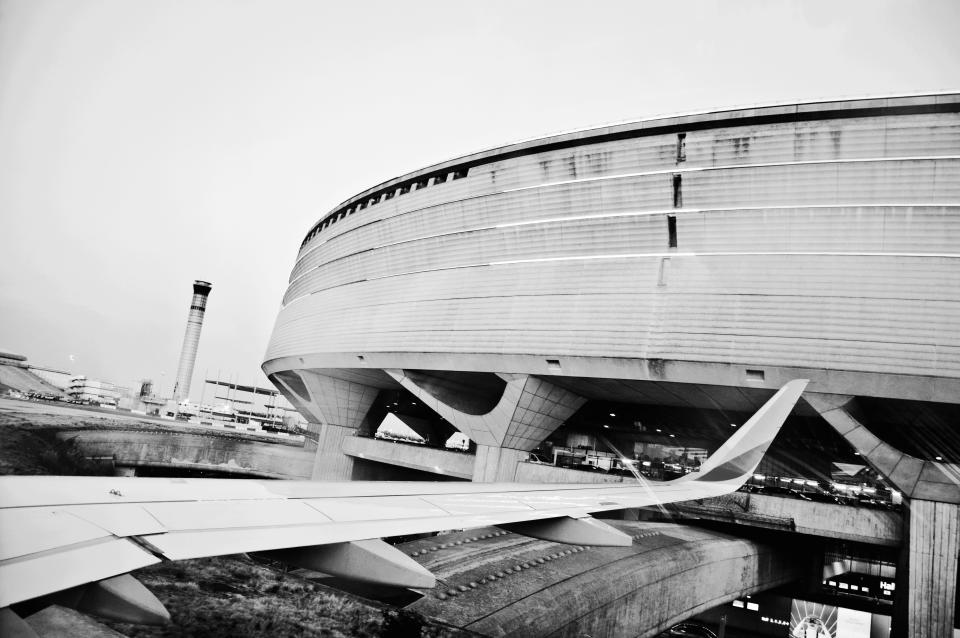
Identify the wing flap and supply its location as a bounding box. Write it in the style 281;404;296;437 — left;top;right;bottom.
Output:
0;509;111;562
66;504;167;537
0;538;159;607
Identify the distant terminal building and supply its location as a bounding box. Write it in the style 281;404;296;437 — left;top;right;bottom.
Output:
263;92;960;634
26;365;73;391
0;350;68;397
67;376;125;406
159;378;308;434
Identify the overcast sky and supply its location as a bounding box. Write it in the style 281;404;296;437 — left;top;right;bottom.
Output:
0;0;957;400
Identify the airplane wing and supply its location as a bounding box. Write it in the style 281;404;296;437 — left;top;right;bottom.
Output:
0;379;807;625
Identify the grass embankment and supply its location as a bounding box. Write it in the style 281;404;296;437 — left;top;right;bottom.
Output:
0;425;112;476
105;557;454;638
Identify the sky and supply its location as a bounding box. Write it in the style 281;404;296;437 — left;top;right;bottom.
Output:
0;0;957;400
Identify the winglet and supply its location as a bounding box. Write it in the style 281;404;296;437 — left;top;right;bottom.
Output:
683;379;809;484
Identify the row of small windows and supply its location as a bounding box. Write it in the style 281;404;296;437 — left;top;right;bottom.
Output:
300;168;470;247
300;130;694;248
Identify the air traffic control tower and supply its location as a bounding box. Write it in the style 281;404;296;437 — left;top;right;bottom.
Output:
172;280;212;402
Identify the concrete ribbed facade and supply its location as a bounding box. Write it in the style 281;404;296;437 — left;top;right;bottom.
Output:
264;94;960;411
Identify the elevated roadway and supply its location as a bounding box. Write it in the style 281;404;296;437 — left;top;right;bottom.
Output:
342;436;627;483
381;522;803;637
654;492;902;547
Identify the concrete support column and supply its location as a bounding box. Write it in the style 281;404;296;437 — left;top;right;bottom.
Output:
892;498;960;638
473;445;528;482
387;370;585;482
806;394;960;637
289;372;379;481
311;423;359;480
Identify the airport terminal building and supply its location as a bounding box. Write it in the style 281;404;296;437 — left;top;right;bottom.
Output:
263;93;960;635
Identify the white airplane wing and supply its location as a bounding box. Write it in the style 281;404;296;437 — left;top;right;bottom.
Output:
0;380;807;625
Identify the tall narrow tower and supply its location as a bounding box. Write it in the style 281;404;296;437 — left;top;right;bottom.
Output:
171;280;212;402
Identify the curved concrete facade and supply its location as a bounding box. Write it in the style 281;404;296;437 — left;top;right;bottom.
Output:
264;93;959;430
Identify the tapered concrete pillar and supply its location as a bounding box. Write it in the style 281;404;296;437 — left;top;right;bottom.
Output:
387;370;585;482
893;499;960;638
806;393;960;637
272;371;379;480
473;446;528;482
311;423;359;480
269;370;325;425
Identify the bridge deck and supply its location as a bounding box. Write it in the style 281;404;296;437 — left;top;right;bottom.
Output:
383;522;804;638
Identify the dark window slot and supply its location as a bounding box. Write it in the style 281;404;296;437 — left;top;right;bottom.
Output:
452;169;469;180
384;190;395;200
676;133;686;163
415;179;429;190
672;174;682;208
667;215;677;248
433;173;447;184
399;184;411;195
